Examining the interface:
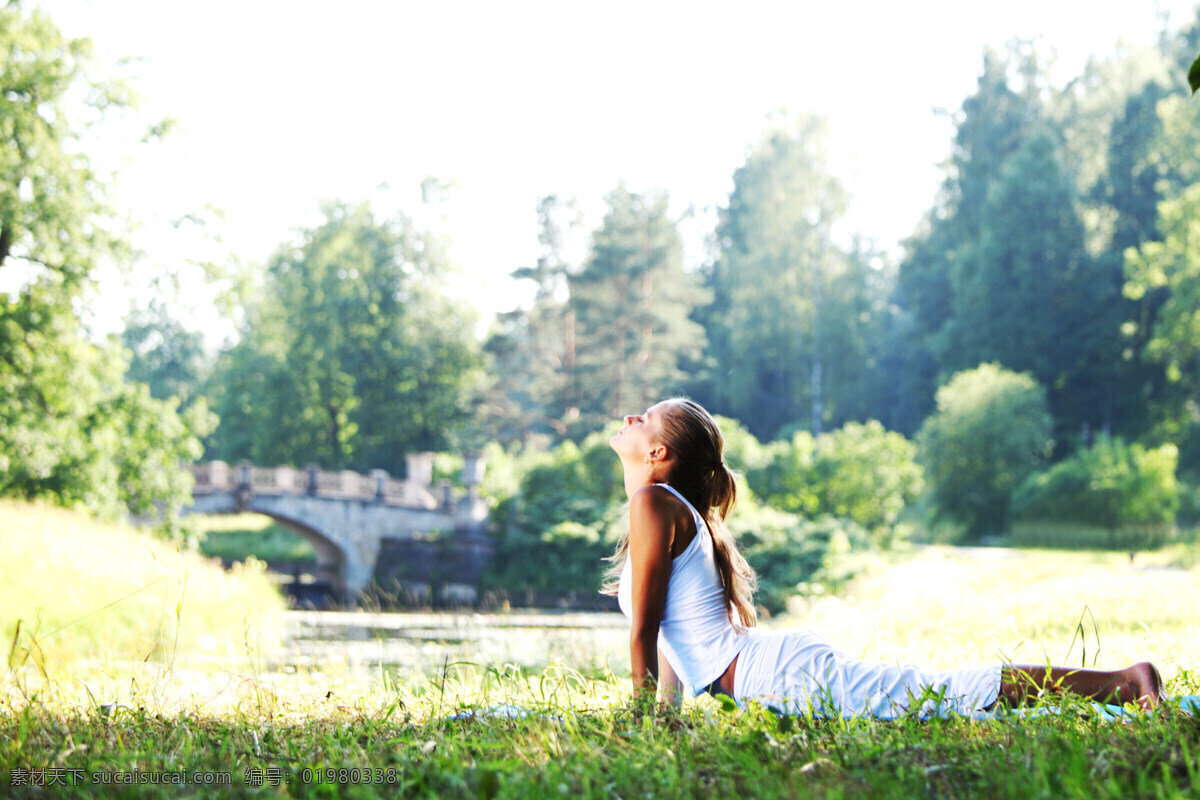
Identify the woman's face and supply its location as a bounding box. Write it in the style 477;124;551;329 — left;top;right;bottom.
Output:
610;401;669;462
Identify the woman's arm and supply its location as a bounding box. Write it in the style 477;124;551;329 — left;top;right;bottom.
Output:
658;648;684;709
627;486;675;703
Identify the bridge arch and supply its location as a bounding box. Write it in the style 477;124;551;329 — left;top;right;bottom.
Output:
185;459;491;606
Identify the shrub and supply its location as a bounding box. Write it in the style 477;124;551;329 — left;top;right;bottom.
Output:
734;502;872;615
916;363;1053;540
748;421;922;544
483;433;625;595
1011;438;1179;550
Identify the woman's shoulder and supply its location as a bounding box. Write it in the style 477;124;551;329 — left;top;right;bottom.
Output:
629;483;682;513
629;484;694;530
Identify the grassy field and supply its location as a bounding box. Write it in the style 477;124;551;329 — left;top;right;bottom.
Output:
4;503;1200;798
0;502;286;695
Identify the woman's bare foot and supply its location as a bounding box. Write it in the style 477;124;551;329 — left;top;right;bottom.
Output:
1124;661;1163;710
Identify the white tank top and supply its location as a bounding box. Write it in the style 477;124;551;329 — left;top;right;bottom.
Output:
617;483;749;696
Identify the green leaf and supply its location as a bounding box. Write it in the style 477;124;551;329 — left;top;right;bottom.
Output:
1189;54;1200;95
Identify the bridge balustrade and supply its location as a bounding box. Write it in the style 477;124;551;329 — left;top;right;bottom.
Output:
188;461;439;508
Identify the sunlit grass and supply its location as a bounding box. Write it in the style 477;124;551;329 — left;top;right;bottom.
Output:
0;501;286;697
3;508;1200;797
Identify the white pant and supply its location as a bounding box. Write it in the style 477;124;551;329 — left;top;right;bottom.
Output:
732;629;1002;719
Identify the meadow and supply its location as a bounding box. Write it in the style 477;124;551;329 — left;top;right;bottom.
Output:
3;502;1200;798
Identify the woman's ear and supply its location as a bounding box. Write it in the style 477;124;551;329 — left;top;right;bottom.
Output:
647;445;668;463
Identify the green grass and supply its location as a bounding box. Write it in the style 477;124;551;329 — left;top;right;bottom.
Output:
3;669;1199;798
190;513;317;565
4;506;1200;798
0;501;286;689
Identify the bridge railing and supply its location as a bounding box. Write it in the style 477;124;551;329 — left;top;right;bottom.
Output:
189;460;449;509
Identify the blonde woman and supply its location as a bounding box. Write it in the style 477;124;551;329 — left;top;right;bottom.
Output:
606;398;1163;717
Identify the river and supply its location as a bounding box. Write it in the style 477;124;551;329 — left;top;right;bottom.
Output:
273;609;631;679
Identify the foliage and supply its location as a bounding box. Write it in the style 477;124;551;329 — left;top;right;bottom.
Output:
480;195;581;445
120;301;210;407
1012;437;1179;542
702;112;885;439
917;364;1053;540
206;202;482;474
567;185;707;437
896;47;1042;431
953;128;1117;441
733;502;871;615
748;420;923;543
1126;178;1200;388
1009;520;1175;551
0;293;213;526
191;512;317;565
0;2;131;292
0;4;207;529
483;432;625;595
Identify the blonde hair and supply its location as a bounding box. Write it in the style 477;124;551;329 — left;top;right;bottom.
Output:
602;397;758;629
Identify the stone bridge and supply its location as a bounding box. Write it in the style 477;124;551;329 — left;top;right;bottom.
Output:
186;453;491;605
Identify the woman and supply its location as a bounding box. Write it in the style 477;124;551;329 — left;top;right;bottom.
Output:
605;397;1163;718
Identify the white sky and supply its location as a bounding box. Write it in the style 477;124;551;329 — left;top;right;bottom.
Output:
35;0;1200;342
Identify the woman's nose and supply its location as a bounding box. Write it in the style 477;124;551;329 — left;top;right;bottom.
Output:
624;415;637;426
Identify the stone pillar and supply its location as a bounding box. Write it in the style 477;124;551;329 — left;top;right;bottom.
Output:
237;460;252;490
274;465;296;493
370;469;388;502
306;464;319;496
438;479;454;512
405;452;434;488
207;460;229;489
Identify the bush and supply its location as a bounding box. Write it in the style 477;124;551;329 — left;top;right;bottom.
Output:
733;501;872;615
1011;437;1179;550
916;363;1053;540
748;421;923;543
483;432;625;595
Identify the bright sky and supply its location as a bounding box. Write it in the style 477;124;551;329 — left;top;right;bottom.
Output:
37;0;1200;342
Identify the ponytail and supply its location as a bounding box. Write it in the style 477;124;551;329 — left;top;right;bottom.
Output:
704;462;757;629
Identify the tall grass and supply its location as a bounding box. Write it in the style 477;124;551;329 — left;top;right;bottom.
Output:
1;501;285;697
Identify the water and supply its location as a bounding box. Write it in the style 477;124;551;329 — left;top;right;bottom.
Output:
274;609;631;679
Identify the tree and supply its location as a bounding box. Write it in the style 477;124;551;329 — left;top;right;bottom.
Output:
567;185;706;434
481;195;580;444
1012;437;1178;530
121;300;209;406
0;4;208;526
916;364;1053;540
0;3;131;292
952;127;1121;445
705;113;880;439
207;202;482;474
1123;88;1200;475
897;46;1044;423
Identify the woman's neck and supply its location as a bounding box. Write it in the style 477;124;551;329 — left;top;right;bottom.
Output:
622;463;668;499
